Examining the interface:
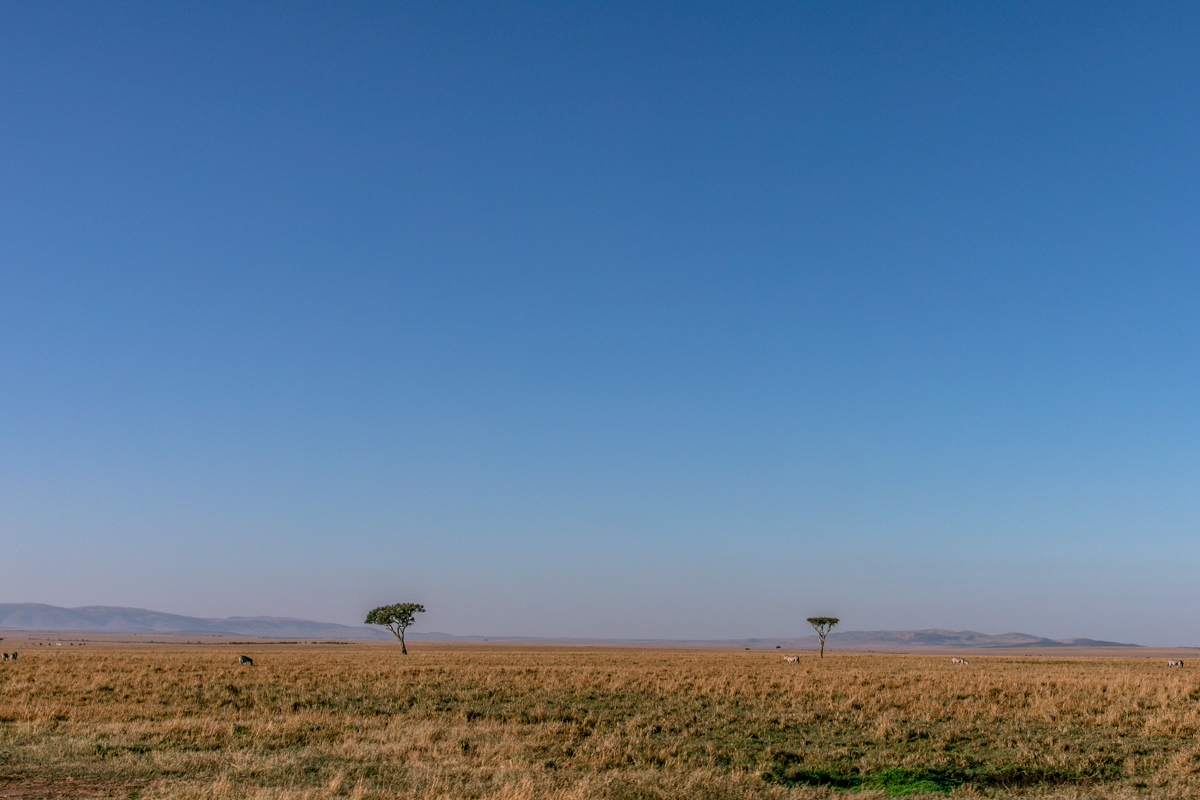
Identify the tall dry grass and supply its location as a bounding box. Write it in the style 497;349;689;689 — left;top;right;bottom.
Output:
1;645;1199;798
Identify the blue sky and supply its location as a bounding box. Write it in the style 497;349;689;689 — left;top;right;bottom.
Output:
3;2;1199;645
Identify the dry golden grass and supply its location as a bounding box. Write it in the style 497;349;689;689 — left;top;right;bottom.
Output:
2;644;1199;798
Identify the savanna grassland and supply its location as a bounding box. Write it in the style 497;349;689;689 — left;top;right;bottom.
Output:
1;643;1199;799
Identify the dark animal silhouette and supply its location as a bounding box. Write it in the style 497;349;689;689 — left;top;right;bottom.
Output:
239;655;254;666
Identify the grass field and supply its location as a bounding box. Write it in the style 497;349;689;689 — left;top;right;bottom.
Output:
1;642;1198;798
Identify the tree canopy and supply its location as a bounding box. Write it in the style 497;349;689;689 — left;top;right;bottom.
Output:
366;603;425;654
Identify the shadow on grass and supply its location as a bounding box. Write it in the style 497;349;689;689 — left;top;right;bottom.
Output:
969;765;1100;788
760;750;861;790
761;768;862;790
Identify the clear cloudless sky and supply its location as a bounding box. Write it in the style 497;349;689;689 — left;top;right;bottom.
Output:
2;1;1199;645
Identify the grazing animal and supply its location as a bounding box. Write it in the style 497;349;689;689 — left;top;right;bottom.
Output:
238;655;254;666
951;657;970;665
1168;660;1183;667
8;653;14;661
782;656;800;664
2;654;7;661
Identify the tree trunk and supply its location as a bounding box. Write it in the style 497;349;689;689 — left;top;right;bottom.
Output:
818;636;825;658
390;624;408;654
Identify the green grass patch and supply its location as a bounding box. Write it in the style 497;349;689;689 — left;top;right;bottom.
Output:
862;767;957;795
763;762;958;794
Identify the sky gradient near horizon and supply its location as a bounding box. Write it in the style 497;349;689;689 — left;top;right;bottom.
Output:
3;2;1199;646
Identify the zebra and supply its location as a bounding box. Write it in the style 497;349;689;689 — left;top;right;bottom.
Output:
1168;660;1184;667
951;657;970;665
238;655;254;666
2;654;7;661
782;656;800;664
7;653;14;661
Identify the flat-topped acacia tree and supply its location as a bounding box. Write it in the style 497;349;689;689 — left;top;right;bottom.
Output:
365;603;425;654
807;616;839;658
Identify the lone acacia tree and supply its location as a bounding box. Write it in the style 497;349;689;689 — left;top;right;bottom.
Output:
807;616;839;658
365;603;425;654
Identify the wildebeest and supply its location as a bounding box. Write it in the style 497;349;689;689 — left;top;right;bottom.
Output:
2;654;7;661
782;656;800;664
951;657;970;665
1168;660;1184;667
238;655;254;666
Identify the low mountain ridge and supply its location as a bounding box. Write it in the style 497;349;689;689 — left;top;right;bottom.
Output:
0;603;390;639
808;629;1139;648
0;605;1140;647
409;629;1140;648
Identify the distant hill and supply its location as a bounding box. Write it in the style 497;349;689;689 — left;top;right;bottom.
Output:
0;605;1140;647
0;603;391;639
410;628;1140;648
806;629;1140;649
